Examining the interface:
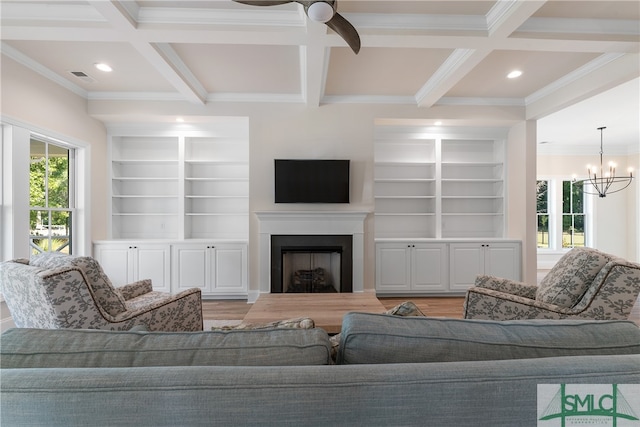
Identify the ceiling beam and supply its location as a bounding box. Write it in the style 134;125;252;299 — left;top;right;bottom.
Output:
88;0;207;105
416;0;547;108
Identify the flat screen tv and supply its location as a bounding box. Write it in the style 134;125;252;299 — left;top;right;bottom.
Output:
274;159;350;203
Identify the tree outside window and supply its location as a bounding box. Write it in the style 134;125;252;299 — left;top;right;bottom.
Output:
562;180;585;248
536;180;549;248
30;138;74;255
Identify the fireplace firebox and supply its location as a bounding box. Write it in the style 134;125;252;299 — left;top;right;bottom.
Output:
271;235;353;293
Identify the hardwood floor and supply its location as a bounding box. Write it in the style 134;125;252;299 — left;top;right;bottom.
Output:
201;295;640;326
3;295;639;325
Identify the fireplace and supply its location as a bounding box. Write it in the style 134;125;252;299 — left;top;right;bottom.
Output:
255;211;368;303
271;235;353;293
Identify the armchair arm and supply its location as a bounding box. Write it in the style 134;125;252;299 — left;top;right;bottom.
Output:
113;288;203;331
474;275;538;299
118;279;153;300
463;286;574;320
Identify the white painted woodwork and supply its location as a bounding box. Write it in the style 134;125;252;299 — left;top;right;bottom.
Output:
376;240;520;294
94;242;171;293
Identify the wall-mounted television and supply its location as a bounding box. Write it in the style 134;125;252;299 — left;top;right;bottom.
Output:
274;159;350;203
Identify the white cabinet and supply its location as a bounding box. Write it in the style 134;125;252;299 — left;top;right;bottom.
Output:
376;240;520;294
172;243;248;297
375;242;448;293
94;241;248;298
449;242;521;292
93;242;171;293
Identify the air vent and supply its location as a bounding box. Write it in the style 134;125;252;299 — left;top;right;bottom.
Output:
69;71;95;83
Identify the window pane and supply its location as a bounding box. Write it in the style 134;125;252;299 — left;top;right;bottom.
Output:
48;144;70;208
572;182;584;213
537;214;549;248
28;138;74;255
573;215;585;247
30;209;50;237
536;181;548;213
562;215;573;247
29;139;46;207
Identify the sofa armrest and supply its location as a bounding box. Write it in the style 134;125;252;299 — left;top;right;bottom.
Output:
118;279;153;300
474;275;538;299
463;287;574;320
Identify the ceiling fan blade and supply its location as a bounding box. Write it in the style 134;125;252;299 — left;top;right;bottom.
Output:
232;0;293;6
326;12;361;54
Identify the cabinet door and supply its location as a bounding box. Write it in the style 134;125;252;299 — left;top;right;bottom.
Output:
211;244;247;294
484;243;521;281
449;243;484;292
94;244;132;287
172;244;213;293
412;244;448;292
375;243;412;292
132;245;171;293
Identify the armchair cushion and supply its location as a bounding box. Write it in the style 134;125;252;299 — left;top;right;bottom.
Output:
30;253;127;316
536;247;611;308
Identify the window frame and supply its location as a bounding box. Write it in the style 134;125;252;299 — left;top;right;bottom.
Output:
536;176;593;252
1;121;90;260
29;135;76;255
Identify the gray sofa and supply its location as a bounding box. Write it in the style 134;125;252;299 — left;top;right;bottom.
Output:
2;313;639;427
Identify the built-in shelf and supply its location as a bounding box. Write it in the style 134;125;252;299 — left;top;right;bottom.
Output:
108;126;249;240
374;127;506;239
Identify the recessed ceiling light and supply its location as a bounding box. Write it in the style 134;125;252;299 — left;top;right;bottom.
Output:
507;70;522;79
176;117;184;123
434;121;443;126
94;63;112;72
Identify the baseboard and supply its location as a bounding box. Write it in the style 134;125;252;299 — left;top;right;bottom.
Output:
1;317;16;333
247;290;261;304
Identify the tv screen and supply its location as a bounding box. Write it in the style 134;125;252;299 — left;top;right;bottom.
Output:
275;159;350;203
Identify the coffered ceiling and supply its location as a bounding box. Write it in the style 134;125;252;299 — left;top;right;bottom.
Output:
1;0;639;152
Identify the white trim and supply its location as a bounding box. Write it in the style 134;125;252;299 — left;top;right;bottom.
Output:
0;117;92;256
255;211;369;296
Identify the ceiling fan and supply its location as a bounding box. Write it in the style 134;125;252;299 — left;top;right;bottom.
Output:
232;0;361;54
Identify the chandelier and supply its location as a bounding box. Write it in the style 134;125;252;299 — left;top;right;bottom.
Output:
574;127;634;198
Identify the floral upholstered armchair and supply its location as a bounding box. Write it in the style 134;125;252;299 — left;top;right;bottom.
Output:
0;253;203;331
463;247;640;320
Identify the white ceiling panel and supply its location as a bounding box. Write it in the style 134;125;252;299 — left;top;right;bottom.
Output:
1;0;638;152
172;43;300;93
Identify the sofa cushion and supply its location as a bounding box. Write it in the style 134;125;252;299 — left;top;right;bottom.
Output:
0;327;333;367
30;253;127;316
337;313;640;364
536;247;611;308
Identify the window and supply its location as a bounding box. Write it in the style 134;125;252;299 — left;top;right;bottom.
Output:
30;137;74;255
536;177;589;251
562;180;585;248
536;180;549;248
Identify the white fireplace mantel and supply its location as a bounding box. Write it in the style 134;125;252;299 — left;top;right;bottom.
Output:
254;211;369;302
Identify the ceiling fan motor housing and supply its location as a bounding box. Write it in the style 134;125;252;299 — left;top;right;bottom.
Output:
307;1;335;23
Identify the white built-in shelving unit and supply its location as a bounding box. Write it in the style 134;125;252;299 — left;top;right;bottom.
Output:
108;125;249;241
97;122;250;298
373;125;520;295
374;126;506;239
183;137;249;240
